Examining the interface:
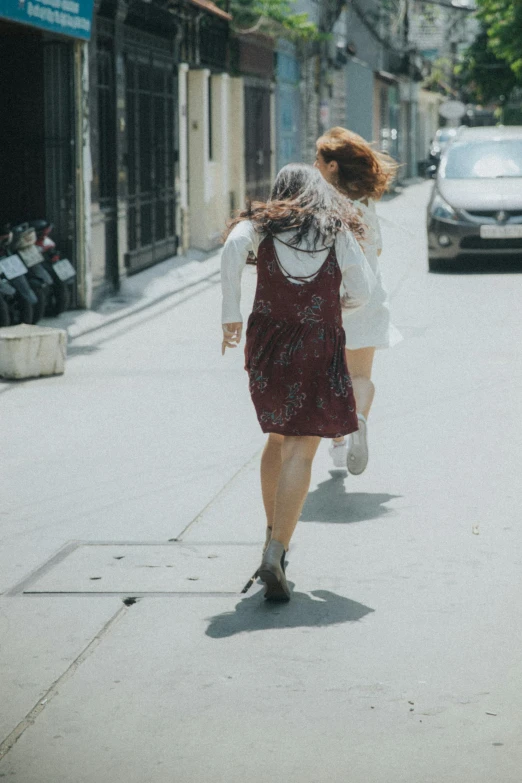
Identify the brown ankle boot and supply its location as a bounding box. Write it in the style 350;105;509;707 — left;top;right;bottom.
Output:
258;540;290;601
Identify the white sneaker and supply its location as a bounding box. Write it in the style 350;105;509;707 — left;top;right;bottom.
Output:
347;414;368;475
328;438;348;468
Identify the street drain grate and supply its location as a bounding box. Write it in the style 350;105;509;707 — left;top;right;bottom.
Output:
12;542;259;595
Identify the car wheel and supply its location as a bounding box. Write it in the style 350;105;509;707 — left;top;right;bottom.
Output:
46;279;71;317
10;293;33;325
0;293;10;327
30;285;47;323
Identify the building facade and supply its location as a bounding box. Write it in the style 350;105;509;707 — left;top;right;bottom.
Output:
1;0;449;312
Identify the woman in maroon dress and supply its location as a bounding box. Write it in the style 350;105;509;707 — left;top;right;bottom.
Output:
221;164;375;601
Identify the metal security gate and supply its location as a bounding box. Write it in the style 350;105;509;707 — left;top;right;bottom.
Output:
125;31;178;273
244;83;272;202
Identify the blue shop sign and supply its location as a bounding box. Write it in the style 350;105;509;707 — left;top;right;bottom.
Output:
1;0;94;40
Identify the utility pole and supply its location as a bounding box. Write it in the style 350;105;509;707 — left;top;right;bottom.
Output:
404;0;418;178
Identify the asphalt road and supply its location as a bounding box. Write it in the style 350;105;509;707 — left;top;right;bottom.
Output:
1;180;522;782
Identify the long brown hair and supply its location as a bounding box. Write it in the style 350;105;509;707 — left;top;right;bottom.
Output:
317;127;398;201
224;163;365;248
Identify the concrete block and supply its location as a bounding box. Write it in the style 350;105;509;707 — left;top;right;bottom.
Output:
0;323;67;379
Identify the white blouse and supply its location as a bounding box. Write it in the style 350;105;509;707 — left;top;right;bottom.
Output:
221;221;376;324
354;199;382;270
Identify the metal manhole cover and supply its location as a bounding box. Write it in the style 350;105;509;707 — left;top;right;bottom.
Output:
20;543;258;594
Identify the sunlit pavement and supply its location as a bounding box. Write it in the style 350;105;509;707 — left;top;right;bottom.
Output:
2;180;522;782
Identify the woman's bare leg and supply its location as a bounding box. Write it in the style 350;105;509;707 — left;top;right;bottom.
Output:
345;347;376;420
271;435;321;550
260;434;284;534
331;347;376;446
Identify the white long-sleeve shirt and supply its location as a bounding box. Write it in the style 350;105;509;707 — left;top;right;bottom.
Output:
221;221;376;324
355;199;382;264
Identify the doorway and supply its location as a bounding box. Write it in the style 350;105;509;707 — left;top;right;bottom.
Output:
244;82;272;202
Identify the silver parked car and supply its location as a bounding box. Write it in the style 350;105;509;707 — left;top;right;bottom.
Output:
427;126;522;270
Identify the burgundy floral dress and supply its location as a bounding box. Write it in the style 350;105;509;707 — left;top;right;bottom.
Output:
244;235;359;438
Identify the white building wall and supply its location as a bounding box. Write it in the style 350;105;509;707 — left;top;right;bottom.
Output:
229;77;245;212
178;63;189;253
188;68;214;251
187;70;242;250
208;72;230;246
77;40;92;308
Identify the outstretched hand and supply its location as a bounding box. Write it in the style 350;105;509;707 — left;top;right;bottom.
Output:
222;322;243;355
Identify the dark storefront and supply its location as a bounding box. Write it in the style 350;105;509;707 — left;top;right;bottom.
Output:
0;13;89;304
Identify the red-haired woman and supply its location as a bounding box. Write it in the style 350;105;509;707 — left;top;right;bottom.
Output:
314;127;401;475
221;163;375;600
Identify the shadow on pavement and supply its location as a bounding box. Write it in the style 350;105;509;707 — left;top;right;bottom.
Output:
73;276;221;351
206;586;374;638
67;344;101;357
300;472;400;524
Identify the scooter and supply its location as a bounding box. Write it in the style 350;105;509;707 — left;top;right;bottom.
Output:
29;220;76;316
10;223;53;323
0;275;15;327
0;226;37;325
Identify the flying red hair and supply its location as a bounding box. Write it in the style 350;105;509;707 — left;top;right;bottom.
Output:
317;127;398;201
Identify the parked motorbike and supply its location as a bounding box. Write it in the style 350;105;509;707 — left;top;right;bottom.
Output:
0;271;35;329
29;220;76;316
0;226;36;326
10;223;53;323
0;275;14;327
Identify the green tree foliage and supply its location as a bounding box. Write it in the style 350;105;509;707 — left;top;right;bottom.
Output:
423;56;456;96
458;26;517;103
476;0;522;78
215;0;319;40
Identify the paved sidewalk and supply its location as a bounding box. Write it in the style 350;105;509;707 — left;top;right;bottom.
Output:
2;182;522;782
40;248;221;340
